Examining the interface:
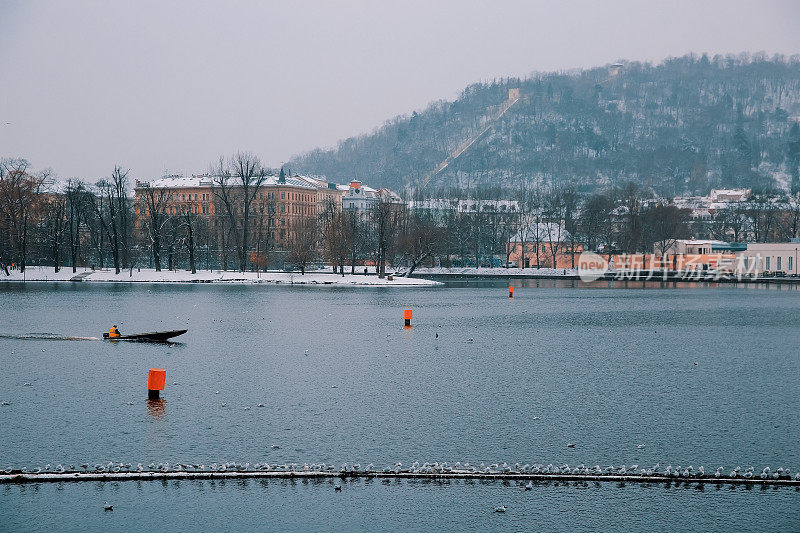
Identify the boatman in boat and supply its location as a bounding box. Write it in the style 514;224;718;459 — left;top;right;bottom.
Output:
109;325;121;338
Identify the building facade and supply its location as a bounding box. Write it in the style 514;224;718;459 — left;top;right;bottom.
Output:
134;173;345;251
737;241;800;275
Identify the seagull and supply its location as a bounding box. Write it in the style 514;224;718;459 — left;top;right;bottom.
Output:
257;403;264;407
494;505;507;513
524;482;533;491
104;502;113;511
636;444;645;449
334;484;342;491
567;443;575;448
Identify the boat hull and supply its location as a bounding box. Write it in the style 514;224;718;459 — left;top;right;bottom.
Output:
103;329;187;342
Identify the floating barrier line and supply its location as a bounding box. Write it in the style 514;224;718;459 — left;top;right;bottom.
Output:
2;470;798;486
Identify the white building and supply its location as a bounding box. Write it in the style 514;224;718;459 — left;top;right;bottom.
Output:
341;180;403;219
709;188;750;202
408;198;518;214
657;239;728;256
737;242;800;275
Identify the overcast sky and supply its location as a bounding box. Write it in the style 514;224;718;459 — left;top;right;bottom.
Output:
1;0;798;181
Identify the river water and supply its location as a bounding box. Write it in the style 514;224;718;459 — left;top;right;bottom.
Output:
1;281;798;531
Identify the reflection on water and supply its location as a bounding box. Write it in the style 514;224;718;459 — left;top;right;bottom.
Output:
438;277;800;291
146;399;166;419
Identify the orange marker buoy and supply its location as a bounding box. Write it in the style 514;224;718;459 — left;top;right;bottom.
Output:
147;368;166;399
404;309;412;327
508;286;514;298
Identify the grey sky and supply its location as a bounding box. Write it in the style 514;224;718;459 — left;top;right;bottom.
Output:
1;0;798;182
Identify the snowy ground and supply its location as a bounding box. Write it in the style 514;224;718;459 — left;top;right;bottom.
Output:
410;266;578;277
0;266;442;287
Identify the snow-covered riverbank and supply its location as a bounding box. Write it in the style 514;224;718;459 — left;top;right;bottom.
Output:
1;266;442;286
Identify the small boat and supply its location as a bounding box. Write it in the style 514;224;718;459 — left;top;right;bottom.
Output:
103;329;187;342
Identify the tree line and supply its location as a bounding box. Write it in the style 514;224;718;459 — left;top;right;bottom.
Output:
4;154;800;276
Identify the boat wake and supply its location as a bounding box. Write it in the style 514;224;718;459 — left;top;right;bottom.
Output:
0;333;99;341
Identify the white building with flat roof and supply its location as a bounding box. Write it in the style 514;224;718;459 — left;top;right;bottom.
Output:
737;242;800;275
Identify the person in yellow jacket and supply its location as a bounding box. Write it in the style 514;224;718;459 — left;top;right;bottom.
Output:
109;325;121;338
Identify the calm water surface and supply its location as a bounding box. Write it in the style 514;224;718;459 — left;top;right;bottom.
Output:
1;281;798;531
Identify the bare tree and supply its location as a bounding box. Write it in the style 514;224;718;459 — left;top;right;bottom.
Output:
370;201;402;277
139;184;172;271
211;152;269;272
250;190;276;272
91;167;129;274
617;182;644;253
40;182;67;272
287;216;319;274
0;159;44;273
580;192;613;252
112;168;131;269
542;186;566;268
399;212;442;276
65;180;91;273
180;210;198;274
642;203;692;258
324;211;353;276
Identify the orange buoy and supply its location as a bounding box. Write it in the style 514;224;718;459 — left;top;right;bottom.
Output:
508;286;514;298
147;368;166;399
404;309;412;327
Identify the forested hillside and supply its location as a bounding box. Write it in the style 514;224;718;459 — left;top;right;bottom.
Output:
289;53;800;196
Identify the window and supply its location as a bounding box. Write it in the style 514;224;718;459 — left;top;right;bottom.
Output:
281;219;285;226
766;256;771;270
790;256;794;271
777;257;782;271
281;192;285;199
281;205;285;213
